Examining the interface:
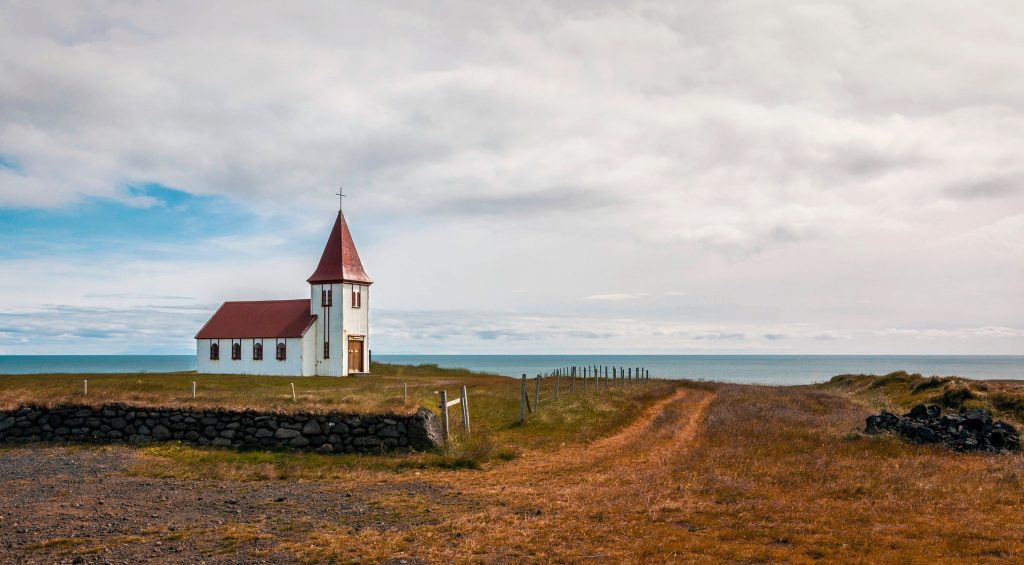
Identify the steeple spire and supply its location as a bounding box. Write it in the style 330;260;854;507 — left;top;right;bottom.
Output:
307;210;372;285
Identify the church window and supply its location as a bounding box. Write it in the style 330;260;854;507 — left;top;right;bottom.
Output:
231;342;241;360
209;342;219;360
253;342;263;361
352;286;362;308
322;288;332;307
276;342;287;360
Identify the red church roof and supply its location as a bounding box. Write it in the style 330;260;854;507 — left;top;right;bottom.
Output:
194;299;317;339
307;210;373;284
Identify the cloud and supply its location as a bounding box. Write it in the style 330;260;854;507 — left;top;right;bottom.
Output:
582;293;648;301
0;1;1022;354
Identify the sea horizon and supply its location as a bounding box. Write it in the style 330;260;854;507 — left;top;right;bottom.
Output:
2;354;1021;385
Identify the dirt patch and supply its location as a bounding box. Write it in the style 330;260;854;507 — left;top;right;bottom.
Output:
0;446;465;563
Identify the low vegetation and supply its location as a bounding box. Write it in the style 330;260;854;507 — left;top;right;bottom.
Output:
821;370;1024;425
0;362;495;415
6;367;1024;562
0;362;679;473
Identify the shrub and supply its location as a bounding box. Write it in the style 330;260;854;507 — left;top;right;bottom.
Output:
932;384;975;409
911;377;949;394
867;371;921;390
990;393;1024;421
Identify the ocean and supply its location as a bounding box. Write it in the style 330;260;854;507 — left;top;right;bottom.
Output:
0;354;1021;385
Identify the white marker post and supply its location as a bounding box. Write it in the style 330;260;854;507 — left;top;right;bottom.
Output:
291;382;296;402
83;380;88;396
192;381;197;399
460;385;470;434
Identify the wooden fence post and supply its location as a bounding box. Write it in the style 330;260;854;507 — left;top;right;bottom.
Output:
571;367;576;394
439;389;450;442
520;374;527;423
555;369;560;400
403;383;408;404
534;375;541;413
291;382;296;402
192;381;196;399
460;385;470;434
83;379;88;396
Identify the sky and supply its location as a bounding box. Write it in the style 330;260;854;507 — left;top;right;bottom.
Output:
1;0;1022;355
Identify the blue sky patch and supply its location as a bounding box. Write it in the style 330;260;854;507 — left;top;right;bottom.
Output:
0;184;258;259
0;154;23;174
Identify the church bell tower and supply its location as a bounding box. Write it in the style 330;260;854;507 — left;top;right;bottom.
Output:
306;208;372;376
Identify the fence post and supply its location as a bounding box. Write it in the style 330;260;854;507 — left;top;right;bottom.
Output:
520;374;527;423
439;389;450;442
555;369;560;400
460;385;470;434
83;379;88;396
192;381;196;399
535;375;541;412
403;383;408;404
291;382;296;402
571;367;576;394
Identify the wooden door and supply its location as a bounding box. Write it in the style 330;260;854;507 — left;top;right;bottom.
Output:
347;339;364;373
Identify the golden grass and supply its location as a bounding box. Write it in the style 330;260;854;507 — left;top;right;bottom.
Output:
0;362;497;415
243;381;1024;563
128;378;679;477
13;367;1024;562
821;370;1024;425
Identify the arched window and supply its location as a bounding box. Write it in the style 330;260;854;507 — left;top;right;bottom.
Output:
209;342;219;360
231;342;241;360
253;342;263;361
276;342;287;361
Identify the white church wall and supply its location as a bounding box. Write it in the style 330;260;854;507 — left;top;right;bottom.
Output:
343;283;370;373
310;283;344;377
195;337;307;376
301;330;316;376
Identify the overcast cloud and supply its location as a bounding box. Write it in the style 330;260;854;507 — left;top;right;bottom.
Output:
1;1;1022;354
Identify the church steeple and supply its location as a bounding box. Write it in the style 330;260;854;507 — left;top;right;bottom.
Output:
307;210;372;285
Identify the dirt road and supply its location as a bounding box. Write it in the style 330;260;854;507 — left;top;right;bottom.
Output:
0;387;714;563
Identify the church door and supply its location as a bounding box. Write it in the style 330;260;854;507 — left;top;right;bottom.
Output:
347;338;364;374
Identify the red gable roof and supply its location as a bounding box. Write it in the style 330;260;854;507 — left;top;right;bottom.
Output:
195;300;317;339
307;210;372;285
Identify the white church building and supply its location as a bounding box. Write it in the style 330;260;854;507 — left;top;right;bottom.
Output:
195;209;372;376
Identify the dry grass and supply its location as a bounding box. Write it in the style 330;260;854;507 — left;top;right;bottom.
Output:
11;367;1024;562
0;362;499;415
244;381;1024;563
822;370;1024;425
114;370;680;477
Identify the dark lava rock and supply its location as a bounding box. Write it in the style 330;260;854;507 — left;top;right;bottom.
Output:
866;403;1020;453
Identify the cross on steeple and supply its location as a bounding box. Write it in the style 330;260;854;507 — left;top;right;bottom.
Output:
336;186;346;211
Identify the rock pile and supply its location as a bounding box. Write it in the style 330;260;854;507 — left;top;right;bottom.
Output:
0;404;443;453
865;404;1020;453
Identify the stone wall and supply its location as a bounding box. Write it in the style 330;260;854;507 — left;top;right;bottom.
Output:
0;404;443;454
